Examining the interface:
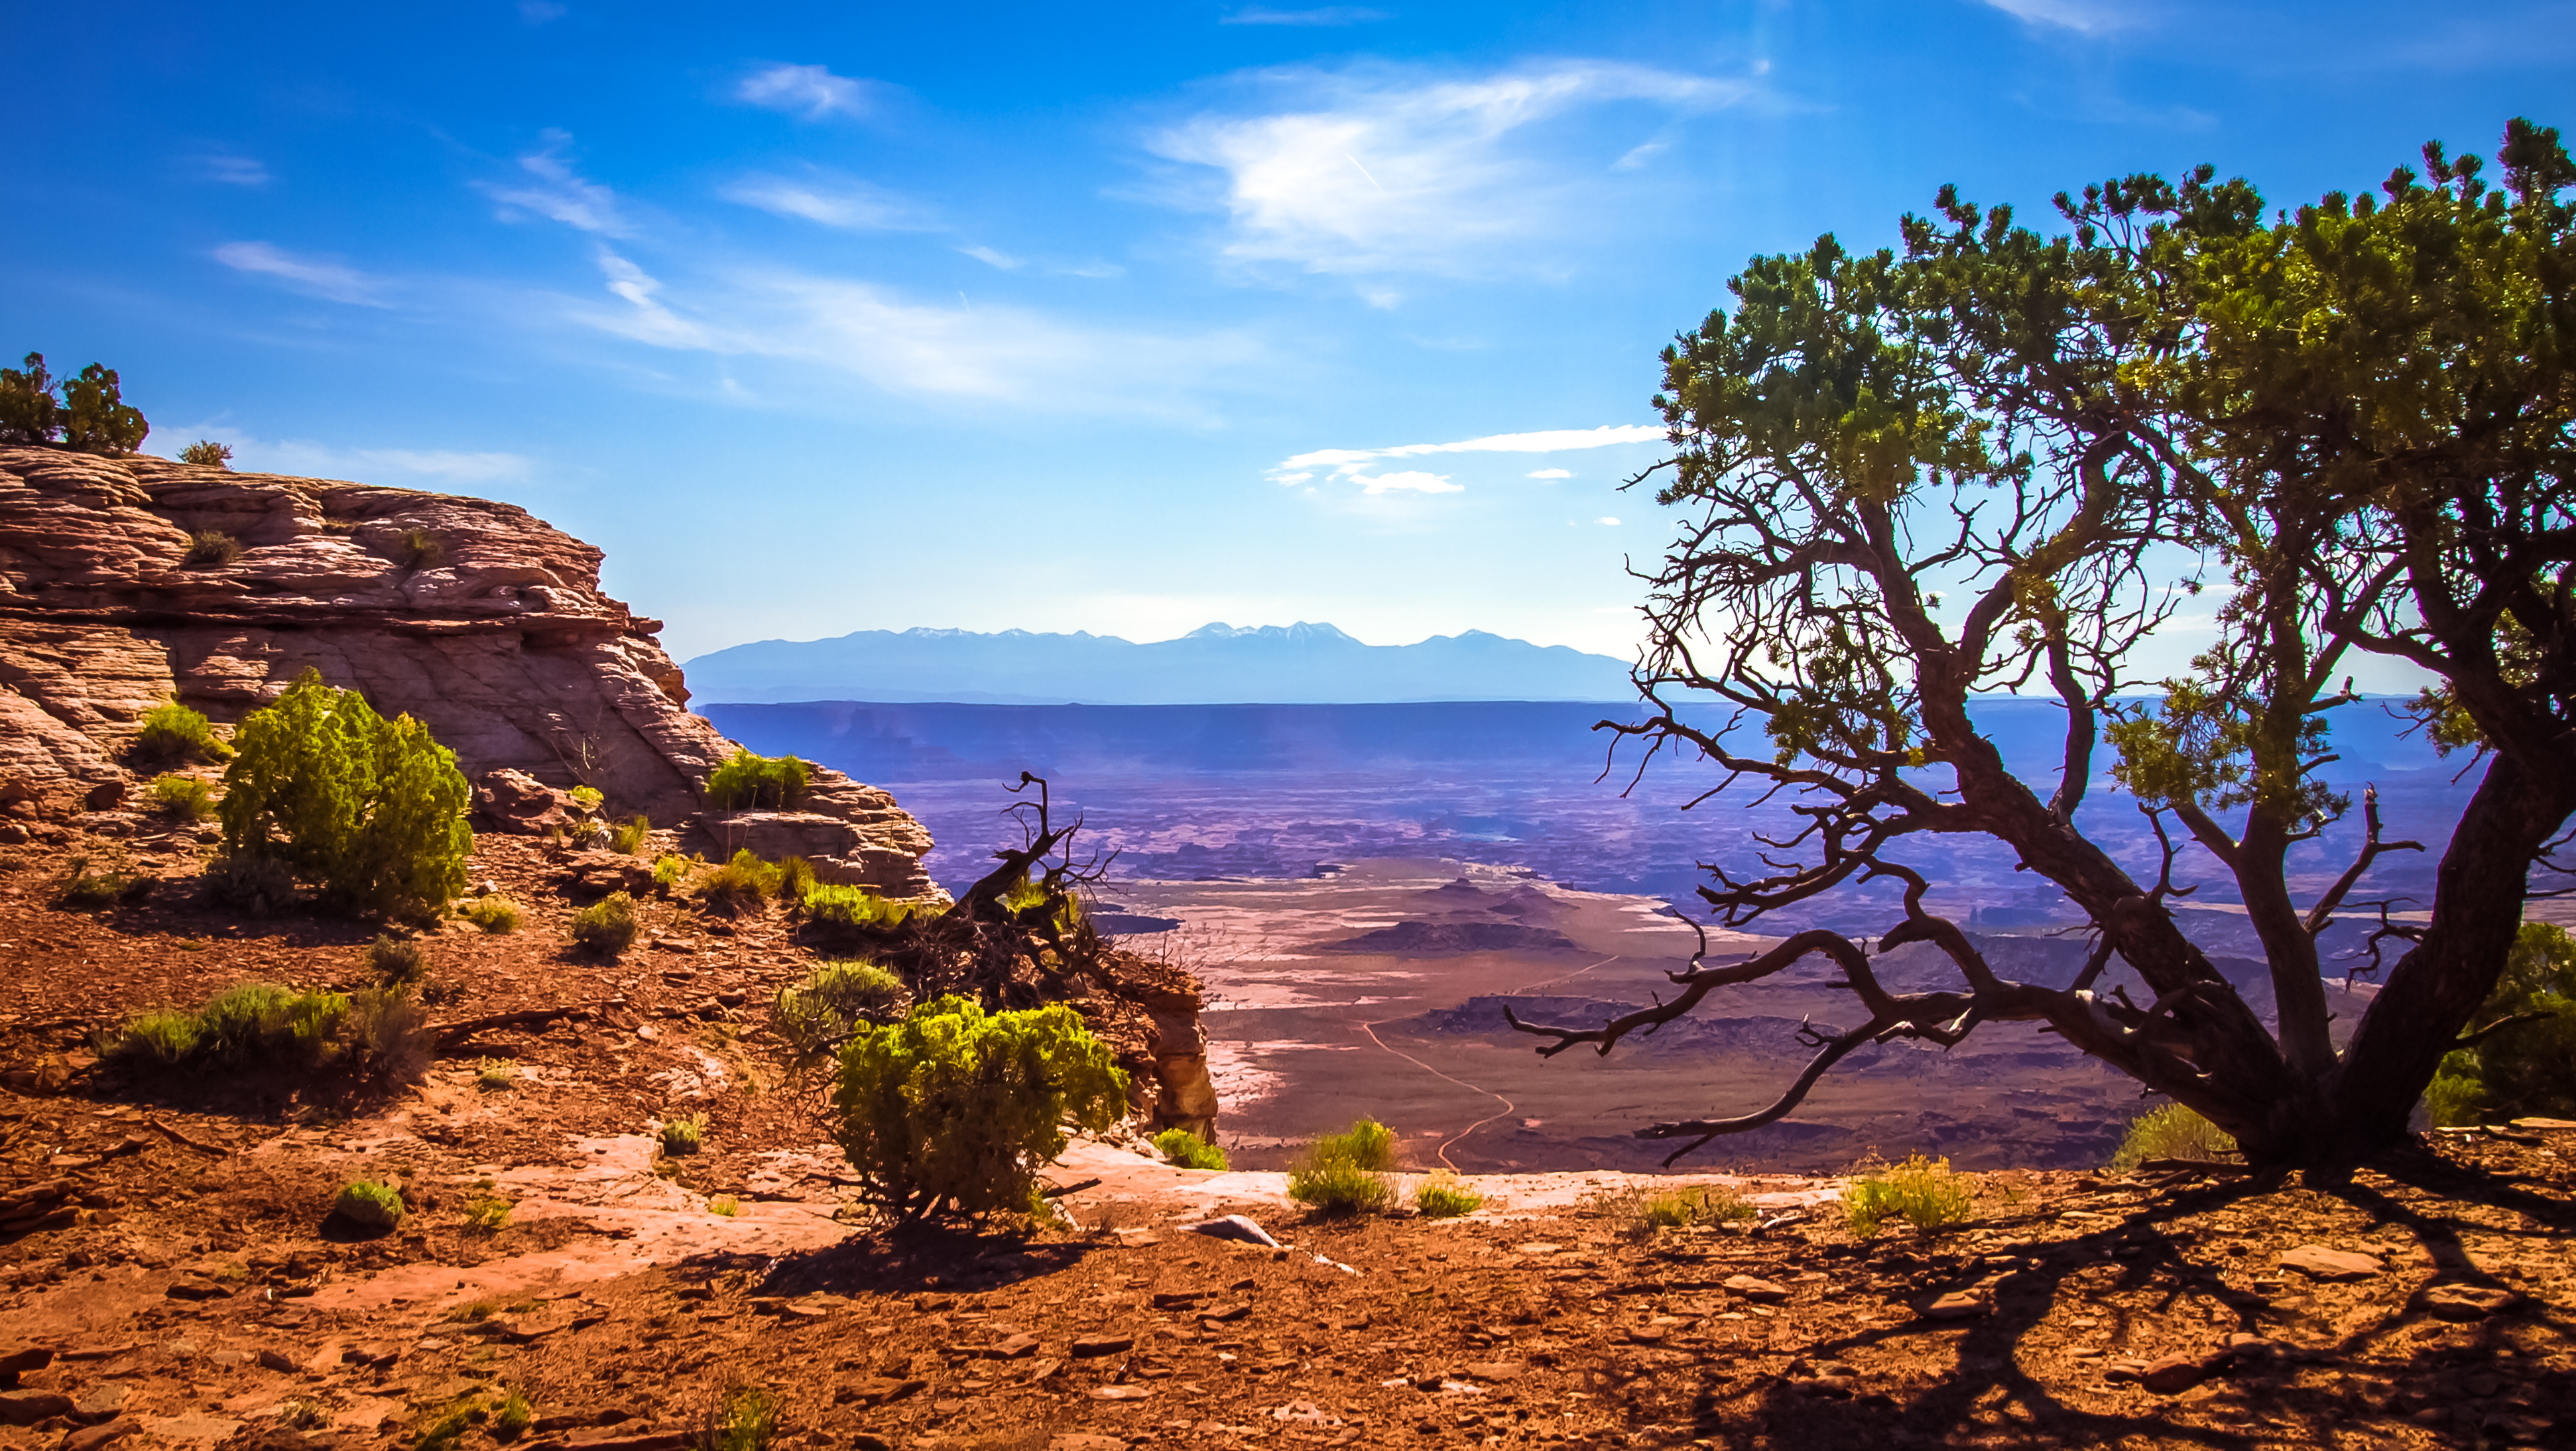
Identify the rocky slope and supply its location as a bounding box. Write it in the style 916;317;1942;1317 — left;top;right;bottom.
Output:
0;445;932;895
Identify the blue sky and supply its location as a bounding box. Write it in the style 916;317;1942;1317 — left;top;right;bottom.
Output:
6;1;2569;677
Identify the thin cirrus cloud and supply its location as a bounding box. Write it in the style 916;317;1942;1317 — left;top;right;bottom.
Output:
483;131;632;237
1268;424;1661;494
1220;6;1389;24
736;62;879;120
192;151;271;186
721;171;937;231
196;430;534;485
212;241;390;306
1977;0;2139;32
1147;61;1752;283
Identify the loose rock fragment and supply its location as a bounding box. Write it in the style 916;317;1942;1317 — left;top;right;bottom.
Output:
1723;1274;1789;1305
1182;1215;1281;1248
2280;1246;2382;1281
2417;1283;2522;1322
1920;1291;1991;1321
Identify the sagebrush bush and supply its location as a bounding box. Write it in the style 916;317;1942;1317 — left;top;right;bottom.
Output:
100;983;347;1071
1414;1171;1486;1219
2108;1104;2240;1169
1286;1118;1398;1216
571;892;638;957
831;996;1129;1221
568;784;604;815
135;701;231;763
651;854;688;890
660;1113;707;1156
217;669;473;917
56;855;140;909
609;813;650;855
151;773;216;820
774;960;908;1076
344;985;430;1081
184;530;241;567
569;817;603;847
334;1179;404;1230
802;884;919;934
1153;1127;1227;1171
365;934;428;986
463;894;521;933
774;854;815;901
699;849;780;916
180;439;233;468
1628;1183;1756;1230
2426;921;2576;1126
701;1386;776;1451
705;748;810;811
396;528;444;569
476;1058;516;1092
1844;1154;1976;1236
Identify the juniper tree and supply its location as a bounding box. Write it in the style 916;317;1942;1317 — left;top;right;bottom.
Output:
1514;119;2576;1177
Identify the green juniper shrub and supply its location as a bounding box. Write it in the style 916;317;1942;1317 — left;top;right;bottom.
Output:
2427;921;2576;1126
203;851;296;915
609;813;651;855
660;1113;707;1156
180;439;233;469
698;848;780;916
185;530;243;567
831;996;1129;1222
1414;1171;1486;1219
570;892;639;957
396;528;444;569
704;748;810;811
0;353;62;443
1286;1118;1398;1216
57;361;149;452
463;894;522;933
332;1179;404;1230
773;960;908;1077
365;934;429;987
1844;1154;1976;1236
151;773;216;821
217;669;473;919
2108;1104;2240;1169
135;701;232;762
1152;1128;1227;1171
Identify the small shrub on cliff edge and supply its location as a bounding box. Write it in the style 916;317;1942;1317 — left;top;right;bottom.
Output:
699;848;780;915
705;749;810;811
1286;1118;1398;1216
395;528;444;569
1153;1128;1227;1171
0;353;147;451
801;884;918;933
1414;1171;1485;1219
151;774;216;820
609;813;650;855
185;530;243;567
2108;1104;2240;1169
180;439;233;468
215;669;472;919
1844;1154;1975;1236
135;701;231;763
831;996;1129;1222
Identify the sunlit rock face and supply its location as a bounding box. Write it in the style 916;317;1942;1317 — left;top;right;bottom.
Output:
0;445;934;896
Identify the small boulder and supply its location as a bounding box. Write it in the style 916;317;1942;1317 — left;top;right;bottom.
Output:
71;1385;128;1424
1920;1290;1991;1321
1182;1214;1281;1248
2417;1283;2522;1322
0;1346;52;1381
1070;1334;1133;1358
2280;1246;2382;1281
2140;1355;2207;1395
1723;1274;1790;1305
0;1391;76;1426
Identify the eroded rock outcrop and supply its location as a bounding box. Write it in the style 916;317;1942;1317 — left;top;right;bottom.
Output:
0;445;934;896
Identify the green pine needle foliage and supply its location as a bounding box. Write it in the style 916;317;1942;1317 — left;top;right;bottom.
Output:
2426;922;2576;1126
830;996;1129;1221
215;669;472;918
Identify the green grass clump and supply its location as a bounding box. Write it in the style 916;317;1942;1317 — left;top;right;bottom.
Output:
334;1179;405;1230
135;701;232;762
651;854;688;890
490;1391;533;1442
705;748;810;811
366;934;429;986
2108;1104;2240;1169
101;983;351;1071
1843;1154;1976;1236
699;849;780;916
1414;1171;1485;1219
609;813;651;855
184;530;242;567
660;1113;707;1156
774;854;815;901
701;1386;777;1451
396;528;444;569
707;1194;741;1217
800;884;918;933
463;894;521;933
151;773;216;820
570;892;638;957
1633;1183;1757;1230
56;855;140;909
476;1058;517;1092
568;816;603;847
1286;1118;1398;1216
1152;1128;1228;1171
464;1196;513;1232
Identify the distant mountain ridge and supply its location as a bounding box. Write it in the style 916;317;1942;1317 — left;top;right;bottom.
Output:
682;621;1636;705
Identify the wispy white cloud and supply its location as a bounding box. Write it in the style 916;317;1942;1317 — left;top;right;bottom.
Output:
960;245;1022;270
721;171;936;231
1221;5;1388;24
484;130;631;236
192;150;271;186
737;62;878;120
1977;0;2138;32
1148;62;1752;280
212;242;390;306
1596;515;1620;525
197;429;534;486
1270;424;1660;494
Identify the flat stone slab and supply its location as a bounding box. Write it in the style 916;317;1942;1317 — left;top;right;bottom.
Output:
1920;1291;1991;1321
2280;1245;2382;1281
1723;1274;1790;1304
2418;1283;2522;1322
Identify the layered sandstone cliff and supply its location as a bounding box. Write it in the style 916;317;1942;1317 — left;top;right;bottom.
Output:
0;445;932;894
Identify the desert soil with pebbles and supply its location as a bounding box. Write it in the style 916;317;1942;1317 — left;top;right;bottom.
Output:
0;823;2571;1451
